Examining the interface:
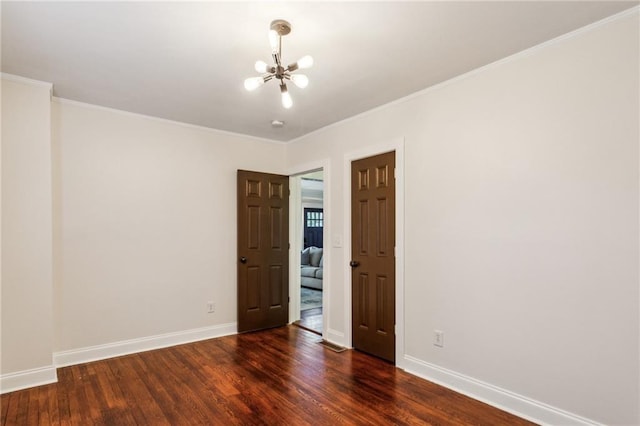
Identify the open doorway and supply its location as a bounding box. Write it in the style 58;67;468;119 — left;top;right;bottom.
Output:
293;170;324;335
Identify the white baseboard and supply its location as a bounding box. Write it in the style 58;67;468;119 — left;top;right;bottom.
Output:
325;328;348;348
54;322;237;368
403;355;603;426
0;365;58;394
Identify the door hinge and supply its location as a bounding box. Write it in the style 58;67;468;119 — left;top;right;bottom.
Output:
288;242;290;249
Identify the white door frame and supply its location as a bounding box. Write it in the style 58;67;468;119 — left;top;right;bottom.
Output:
288;159;330;336
343;138;405;367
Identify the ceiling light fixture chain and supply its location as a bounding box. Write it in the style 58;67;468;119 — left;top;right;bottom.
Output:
244;19;313;109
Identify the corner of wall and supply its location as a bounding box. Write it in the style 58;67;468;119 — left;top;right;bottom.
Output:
1;75;55;388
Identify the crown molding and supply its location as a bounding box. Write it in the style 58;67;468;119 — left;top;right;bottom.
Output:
288;5;640;145
52;96;287;145
1;73;53;96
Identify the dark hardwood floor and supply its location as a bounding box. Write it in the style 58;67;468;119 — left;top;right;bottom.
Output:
1;326;536;425
294;307;323;335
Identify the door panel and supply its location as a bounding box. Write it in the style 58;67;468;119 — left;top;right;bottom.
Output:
270;207;284;248
238;170;289;333
357;273;370;329
351;151;395;362
269;265;284;307
248;206;261;249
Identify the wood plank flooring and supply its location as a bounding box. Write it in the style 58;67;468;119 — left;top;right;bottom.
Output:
1;326;536;425
294;307;323;335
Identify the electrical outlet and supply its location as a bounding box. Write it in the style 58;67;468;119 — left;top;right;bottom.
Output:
207;301;215;313
434;330;444;348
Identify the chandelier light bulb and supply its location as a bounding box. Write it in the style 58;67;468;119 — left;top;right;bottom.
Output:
290;74;309;89
244;76;265;91
268;30;279;54
281;92;293;109
296;55;314;70
254;60;269;74
280;83;293;109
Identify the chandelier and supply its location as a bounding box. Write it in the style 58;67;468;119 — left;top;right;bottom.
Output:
244;19;313;109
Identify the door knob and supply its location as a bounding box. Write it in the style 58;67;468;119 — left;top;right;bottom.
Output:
349;260;360;267
240;257;247;264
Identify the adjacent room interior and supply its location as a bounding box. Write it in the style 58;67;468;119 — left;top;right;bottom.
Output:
296;171;324;335
1;2;639;425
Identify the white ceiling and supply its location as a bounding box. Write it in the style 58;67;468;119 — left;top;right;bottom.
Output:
2;1;637;142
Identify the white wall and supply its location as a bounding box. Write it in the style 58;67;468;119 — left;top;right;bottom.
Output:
1;76;57;390
287;11;639;426
52;99;286;353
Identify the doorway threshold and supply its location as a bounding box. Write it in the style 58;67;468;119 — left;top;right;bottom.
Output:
293;320;321;336
293;307;322;335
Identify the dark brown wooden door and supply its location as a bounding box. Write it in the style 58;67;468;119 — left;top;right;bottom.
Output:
237;170;289;333
351;151;396;362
